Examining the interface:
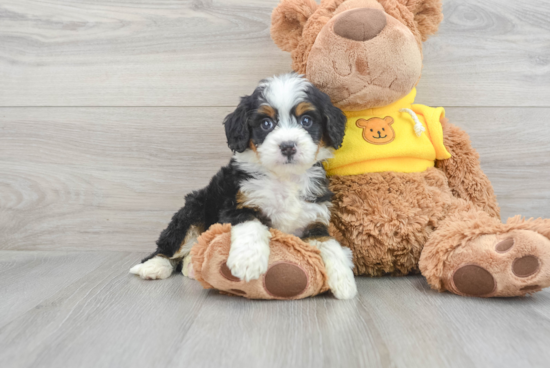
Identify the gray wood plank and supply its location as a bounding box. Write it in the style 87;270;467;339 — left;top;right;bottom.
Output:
0;107;232;252
417;0;550;107
357;276;550;368
446;107;550;219
0;250;209;368
179;277;550;368
174;292;391;368
1;0;549;107
0;251;115;328
0;0;290;107
1;250;549;368
1;107;549;252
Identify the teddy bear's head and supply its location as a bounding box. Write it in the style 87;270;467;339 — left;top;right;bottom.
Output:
271;0;443;111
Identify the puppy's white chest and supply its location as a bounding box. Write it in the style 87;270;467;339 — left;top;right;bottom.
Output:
240;176;329;236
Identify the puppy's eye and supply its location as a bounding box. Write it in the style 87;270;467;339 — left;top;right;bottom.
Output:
300;115;313;128
261;119;274;131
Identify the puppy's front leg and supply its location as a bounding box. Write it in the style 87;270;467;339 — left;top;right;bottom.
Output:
314;238;357;299
303;224;357;299
227;220;272;282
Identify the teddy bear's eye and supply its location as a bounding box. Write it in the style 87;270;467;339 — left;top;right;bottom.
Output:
382;128;385;131
370;129;373;132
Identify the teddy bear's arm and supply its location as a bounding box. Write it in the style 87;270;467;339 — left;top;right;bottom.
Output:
435;117;501;220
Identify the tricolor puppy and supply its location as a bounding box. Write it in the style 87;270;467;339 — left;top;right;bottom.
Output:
130;73;357;299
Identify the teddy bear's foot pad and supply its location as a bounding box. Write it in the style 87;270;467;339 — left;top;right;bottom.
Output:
263;262;308;298
218;261;309;298
452;265;496;297
446;230;550;297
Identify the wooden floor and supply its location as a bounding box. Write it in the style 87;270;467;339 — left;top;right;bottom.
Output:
1;0;550;367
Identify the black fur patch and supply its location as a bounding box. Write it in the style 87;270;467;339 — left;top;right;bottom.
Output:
224;88;264;153
301;222;330;240
304;163;333;204
304;85;347;149
144;159;271;263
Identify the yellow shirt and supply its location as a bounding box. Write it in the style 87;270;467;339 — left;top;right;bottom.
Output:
324;89;451;176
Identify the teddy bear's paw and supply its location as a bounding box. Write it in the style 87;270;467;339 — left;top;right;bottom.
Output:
129;256;174;280
446;230;550;297
192;224;331;299
227;221;271;282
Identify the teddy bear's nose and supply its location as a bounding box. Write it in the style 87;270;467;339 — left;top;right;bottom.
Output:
333;8;387;42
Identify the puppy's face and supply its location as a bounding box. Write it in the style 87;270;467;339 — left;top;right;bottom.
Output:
224;73;347;175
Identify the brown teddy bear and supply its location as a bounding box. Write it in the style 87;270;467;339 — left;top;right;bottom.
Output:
189;0;550;299
267;0;550;297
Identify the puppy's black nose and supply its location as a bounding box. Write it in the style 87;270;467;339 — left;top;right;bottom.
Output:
279;142;297;157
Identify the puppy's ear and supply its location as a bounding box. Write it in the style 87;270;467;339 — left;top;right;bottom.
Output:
323;102;347;150
224;96;252;153
308;86;347;149
271;0;318;52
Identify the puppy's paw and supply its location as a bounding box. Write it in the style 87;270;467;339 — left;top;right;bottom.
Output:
312;239;357;300
129;256;174;280
227;221;271;282
181;255;195;279
325;260;357;299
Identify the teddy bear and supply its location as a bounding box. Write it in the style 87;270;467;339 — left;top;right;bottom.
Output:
190;0;550;299
267;0;550;297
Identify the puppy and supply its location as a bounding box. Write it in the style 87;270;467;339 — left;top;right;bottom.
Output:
130;73;357;299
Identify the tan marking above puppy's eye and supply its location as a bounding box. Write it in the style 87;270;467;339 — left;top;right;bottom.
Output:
258;105;276;118
295;102;315;116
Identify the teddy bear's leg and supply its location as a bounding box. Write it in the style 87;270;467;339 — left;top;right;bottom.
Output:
190;224;330;300
419;204;550;297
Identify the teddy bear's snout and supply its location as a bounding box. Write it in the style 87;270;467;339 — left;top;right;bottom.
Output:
333;8;387;42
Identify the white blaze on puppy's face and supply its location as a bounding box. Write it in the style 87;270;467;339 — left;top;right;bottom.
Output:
257;126;321;175
259;73;310;120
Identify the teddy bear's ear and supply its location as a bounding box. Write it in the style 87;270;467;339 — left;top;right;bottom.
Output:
271;0;319;52
401;0;444;41
384;116;394;125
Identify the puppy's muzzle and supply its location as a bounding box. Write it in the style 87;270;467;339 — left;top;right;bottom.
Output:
279;141;297;159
